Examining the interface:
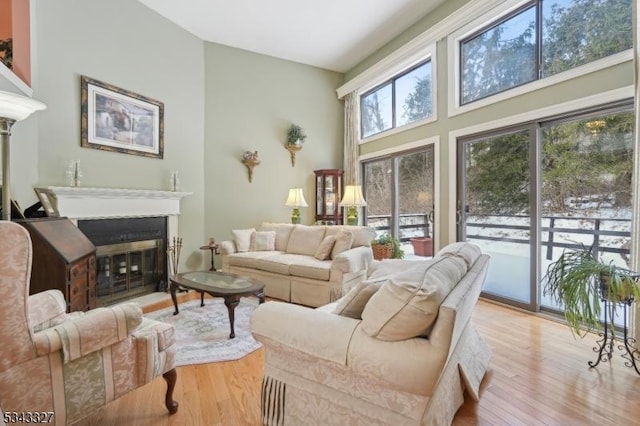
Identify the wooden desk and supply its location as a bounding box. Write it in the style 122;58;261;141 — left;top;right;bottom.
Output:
18;217;97;312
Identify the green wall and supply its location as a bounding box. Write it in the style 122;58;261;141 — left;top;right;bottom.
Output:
345;0;633;246
31;0;206;270
6;1;345;270
203;43;344;247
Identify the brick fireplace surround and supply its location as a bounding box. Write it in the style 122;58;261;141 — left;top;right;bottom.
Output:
38;186;191;305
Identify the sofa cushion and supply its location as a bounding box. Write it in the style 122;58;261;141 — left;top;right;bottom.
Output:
333;280;382;319
250;230;276;251
255;253;299;275
434;242;482;268
286;225;326;256
367;259;424;280
289;257;331;281
260;222;295;251
314;235;336;261
325;225;376;248
331;229;354;259
227;251;284;269
232;228;255;252
361;256;467;341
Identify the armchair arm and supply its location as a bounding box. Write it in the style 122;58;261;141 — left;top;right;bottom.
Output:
32;303;143;362
331;246;373;274
251;301;360;365
28;290;69;332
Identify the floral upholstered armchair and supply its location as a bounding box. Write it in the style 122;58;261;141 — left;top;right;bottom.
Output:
0;221;178;425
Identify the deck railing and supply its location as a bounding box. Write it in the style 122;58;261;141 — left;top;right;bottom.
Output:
366;213;631;260
465;214;631;260
366;213;431;242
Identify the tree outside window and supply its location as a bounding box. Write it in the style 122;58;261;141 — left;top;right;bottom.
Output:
461;0;632;105
360;60;433;139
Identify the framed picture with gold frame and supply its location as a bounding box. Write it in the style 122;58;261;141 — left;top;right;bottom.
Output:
81;75;164;159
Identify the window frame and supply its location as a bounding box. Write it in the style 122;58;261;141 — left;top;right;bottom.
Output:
447;0;633;118
359;45;437;143
360;136;441;250
360;59;433;139
459;1;538;105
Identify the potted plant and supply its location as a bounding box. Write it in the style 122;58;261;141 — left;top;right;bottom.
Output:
410;236;433;257
543;245;640;337
371;234;405;260
286;124;306;146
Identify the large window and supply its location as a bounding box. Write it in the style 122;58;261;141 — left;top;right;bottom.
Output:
361;60;433;138
461;0;632;105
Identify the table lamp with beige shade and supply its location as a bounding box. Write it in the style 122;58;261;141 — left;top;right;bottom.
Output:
340;184;367;225
285;187;308;224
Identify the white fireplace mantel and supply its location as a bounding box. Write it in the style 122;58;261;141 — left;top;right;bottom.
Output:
39;186;192;220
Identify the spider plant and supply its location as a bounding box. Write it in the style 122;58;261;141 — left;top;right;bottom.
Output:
543;245;640;337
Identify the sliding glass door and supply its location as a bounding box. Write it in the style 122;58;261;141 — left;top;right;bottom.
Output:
458;103;633;313
459;128;534;308
540;109;634;324
363;147;435;257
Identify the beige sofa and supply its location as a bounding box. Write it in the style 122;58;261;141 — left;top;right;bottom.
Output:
251;242;491;425
220;223;376;307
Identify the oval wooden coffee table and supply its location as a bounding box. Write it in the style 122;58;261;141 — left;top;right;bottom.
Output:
170;270;265;338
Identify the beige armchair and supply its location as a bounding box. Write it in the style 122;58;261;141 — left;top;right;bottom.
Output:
0;221;178;425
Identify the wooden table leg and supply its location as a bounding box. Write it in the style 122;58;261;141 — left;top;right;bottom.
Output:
170;281;180;315
223;295;241;339
209;247;216;271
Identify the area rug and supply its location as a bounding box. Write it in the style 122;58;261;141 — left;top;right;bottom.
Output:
144;297;262;366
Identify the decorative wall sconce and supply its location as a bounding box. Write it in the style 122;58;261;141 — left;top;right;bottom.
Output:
242;150;260;183
285;124;306;167
285;144;301;167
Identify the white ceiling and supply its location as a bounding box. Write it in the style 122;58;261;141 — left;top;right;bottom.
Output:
137;0;446;72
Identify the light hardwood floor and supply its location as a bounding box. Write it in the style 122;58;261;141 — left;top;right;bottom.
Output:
76;294;640;425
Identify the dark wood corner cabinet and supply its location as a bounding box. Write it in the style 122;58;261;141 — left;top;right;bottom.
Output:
18;218;97;312
314;169;342;225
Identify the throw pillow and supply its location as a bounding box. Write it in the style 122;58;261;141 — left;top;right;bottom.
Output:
232;228;255;252
314;235;337;260
367;259;424;279
331;229;354;259
286;225;327;256
249;231;276;251
361;255;467;341
325;225;376;248
259;222;295;251
333;280;382;319
434;242;482;269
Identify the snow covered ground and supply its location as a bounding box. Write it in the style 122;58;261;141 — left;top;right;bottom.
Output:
466;207;632;325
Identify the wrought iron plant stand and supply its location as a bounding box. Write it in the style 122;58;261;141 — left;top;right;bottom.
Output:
588;292;640;375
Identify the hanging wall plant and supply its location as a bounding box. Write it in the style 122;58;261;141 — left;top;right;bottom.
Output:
285;124;306;166
286;124;306;146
